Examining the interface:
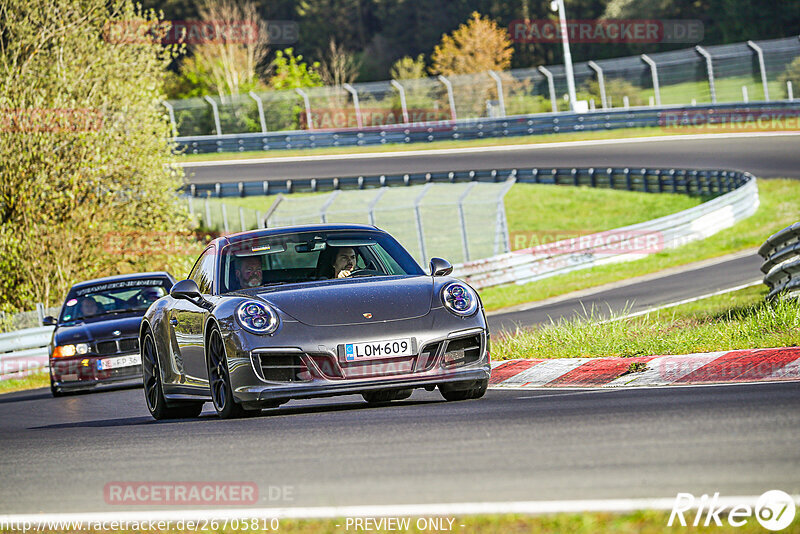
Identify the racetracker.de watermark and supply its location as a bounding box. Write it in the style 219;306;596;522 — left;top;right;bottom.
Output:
104;482;293;506
302;108;452;129
511;229;664;256
508;19;703;43
660;108;800;133
103;19;297;45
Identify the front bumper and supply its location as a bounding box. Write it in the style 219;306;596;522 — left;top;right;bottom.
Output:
50;354;142;390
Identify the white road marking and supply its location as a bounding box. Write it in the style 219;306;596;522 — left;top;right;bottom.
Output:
178;131;800;168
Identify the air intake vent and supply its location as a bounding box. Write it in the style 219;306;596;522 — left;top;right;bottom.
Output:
258;353;311;382
443;335;482;368
416;341;442;372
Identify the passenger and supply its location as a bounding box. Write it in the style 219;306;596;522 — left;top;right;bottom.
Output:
79;297;100;318
234;256;263;289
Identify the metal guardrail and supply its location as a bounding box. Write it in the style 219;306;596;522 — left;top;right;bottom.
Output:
759;222;800;300
452;171;759;290
0;326;52;381
176;101;800;154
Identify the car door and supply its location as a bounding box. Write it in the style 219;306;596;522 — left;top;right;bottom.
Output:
172;247;215;387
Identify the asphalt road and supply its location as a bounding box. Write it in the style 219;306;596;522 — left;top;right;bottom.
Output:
1;382;799;513
182;133;800;184
488;252;763;333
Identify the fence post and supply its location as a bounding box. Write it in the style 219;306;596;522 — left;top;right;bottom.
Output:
263;194;284;228
457;182;478;262
204;197;211;228
36;303;45;326
487;71;506;118
221;203;230;234
248;91;268;133
788;81;794;101
414;183;433;263
437;75;457;121
746;40;770;101
587;61;607;109
342;83;363;129
695;46;717;104
319;190;341;223
295;88;313;130
494;177;517;255
742;86;749;103
538;66;558;113
641;54;661;107
367;187;387;226
187;195;194;216
203;95;222;136
239;207;247;232
390;80;410;124
162;101;177;137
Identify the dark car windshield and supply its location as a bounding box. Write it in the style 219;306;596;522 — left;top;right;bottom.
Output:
219;230;424;293
59;279;170;324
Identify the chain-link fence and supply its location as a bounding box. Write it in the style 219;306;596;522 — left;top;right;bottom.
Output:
167;37;800;137
190;182;515;266
0;304;60;332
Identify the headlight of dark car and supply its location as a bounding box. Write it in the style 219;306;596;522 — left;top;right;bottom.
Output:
236;301;279;335
441;282;478;317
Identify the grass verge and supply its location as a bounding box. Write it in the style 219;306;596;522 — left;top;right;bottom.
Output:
0;371;49;394
481;179;800;311
493;284;800;360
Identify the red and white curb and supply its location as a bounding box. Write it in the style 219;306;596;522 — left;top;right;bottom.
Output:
489;347;800;388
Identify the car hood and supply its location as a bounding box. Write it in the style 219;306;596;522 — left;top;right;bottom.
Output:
54;315;144;345
258;276;434;326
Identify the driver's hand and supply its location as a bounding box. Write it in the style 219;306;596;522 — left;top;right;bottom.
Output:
337;270;351;278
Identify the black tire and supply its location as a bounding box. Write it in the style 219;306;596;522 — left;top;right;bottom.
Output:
439;379;488;402
362;388;413;404
207;327;250;419
142;330;203;420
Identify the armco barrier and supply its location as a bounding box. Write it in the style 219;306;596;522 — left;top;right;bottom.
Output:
452;172;758;289
759;222;800;299
175;102;800;154
0;326;52;381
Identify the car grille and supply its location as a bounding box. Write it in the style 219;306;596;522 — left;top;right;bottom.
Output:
257;353;311;382
443;335;482;368
94;337;139;356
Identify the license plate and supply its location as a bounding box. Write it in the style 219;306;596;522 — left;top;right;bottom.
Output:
97;354;141;371
344;338;413;361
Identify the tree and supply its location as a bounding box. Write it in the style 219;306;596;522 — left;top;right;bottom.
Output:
429;12;513;76
390;55;427;80
778;57;800;99
319;38;361;87
0;0;192;310
268;48;323;90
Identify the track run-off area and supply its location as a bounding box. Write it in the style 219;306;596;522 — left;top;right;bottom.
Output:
1;132;799;517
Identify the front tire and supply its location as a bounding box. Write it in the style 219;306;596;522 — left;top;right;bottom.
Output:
142;330;203;420
207;327;251;419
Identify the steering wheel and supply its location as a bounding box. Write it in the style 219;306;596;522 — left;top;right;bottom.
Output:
347;268;382;278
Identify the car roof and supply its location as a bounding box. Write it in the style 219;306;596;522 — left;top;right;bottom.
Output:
215;224;385;247
69;272;174;290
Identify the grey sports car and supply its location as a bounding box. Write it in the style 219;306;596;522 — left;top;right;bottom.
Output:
141;224;490;419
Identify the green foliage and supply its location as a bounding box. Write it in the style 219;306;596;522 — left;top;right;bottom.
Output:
390;55;427;80
0;0;196;311
778;57;800;98
269;48;323;90
583;78;645;107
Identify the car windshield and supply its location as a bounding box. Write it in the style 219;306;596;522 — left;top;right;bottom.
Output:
59;279;169;324
219;230;424;293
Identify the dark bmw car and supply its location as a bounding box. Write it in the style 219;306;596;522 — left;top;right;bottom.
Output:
45;272;175;396
141;224;491;419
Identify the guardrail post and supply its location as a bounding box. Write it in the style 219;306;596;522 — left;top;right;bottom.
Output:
295;88;313;130
203;95;222;136
162;101;178;137
487;71;506;118
457;182;478;262
641;54;661;107
438;75;457;121
248;91;268;133
414;183;433;262
587;61;607;109
624;168;631;190
747;40;770;101
538;66;558;113
695;46;717;104
342;83;363;128
390;80;410;124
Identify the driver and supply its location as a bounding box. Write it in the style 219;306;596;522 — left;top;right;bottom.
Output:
79;297;100;318
234;256;263;289
332;247;357;279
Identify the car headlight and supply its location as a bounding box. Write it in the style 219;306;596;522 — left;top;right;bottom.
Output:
442;282;478;317
52;343;90;358
236;300;279;335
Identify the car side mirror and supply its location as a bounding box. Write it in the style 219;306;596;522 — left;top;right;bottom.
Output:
429;257;453;276
42;316;57;326
170;279;202;300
